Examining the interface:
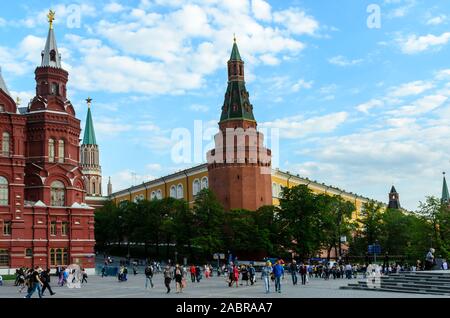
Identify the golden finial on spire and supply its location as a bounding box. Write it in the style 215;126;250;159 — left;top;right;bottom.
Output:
16;97;21;106
86;97;92;108
47;10;56;29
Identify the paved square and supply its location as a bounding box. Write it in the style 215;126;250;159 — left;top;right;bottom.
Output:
1;272;447;298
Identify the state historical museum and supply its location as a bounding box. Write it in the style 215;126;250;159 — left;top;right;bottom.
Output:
0;13;98;273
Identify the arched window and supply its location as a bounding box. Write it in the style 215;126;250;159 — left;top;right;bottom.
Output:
48;139;55;162
278;184;283;198
0;177;8;205
50;181;65;206
92;180;96;195
151;191;156;200
0;105;4;112
272;183;278;198
170;185;176;198
177;184;184;199
201;177;208;190
58;140;64;163
193;179;200;196
2;132;9;156
156;190;162;200
50;50;56;62
51;83;59;95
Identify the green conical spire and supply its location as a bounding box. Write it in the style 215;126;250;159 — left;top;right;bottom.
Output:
219;38;255;124
83;98;97;145
230;36;242;61
442;172;449;204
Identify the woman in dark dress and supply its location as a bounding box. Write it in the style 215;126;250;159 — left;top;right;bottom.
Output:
175;264;183;293
241;265;249;286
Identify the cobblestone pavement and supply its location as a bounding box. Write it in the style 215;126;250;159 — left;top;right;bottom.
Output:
0;274;447;298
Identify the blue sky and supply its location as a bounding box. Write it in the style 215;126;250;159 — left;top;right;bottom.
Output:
1;0;450;211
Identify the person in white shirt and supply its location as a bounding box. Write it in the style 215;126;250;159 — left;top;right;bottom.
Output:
442;260;448;270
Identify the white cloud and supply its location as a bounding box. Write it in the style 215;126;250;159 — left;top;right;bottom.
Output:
435;69;450;80
426;15;447;25
385;0;416;19
273;8;319;36
398;32;450;54
356;99;384;114
291;79;313;92
69;2;313;95
259;54;279;65
95;119;132;137
389;80;434;97
0;18;6;27
104;2;125;13
328;55;363;67
251;0;272;22
389;94;448;116
261;112;348;139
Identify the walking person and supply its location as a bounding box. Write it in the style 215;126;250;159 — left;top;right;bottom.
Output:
195;265;202;282
175;264;184;293
145;264;154;289
25;267;44;298
164;265;173;293
425;248;435;270
81;268;88;284
40;268;55;296
290;260;298;285
273;260;284;293
241;265;249;286
233;264;239;288
248;264;256;285
190;265;196;283
299;263;307;285
261;261;273;294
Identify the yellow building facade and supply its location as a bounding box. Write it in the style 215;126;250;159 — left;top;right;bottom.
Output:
110;163;378;219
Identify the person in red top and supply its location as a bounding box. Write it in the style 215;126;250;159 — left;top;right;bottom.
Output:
190;265;196;283
233;265;239;288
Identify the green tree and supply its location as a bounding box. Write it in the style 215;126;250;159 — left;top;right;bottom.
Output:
277;185;322;259
318;195;355;260
191;189;225;261
418;196;450;259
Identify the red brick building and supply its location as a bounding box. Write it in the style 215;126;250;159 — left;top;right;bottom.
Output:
0;14;95;273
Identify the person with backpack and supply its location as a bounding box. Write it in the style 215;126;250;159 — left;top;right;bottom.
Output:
25;266;44;298
145;264;154;289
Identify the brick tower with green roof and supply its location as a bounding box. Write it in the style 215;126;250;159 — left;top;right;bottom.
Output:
81;98;102;197
207;38;272;211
